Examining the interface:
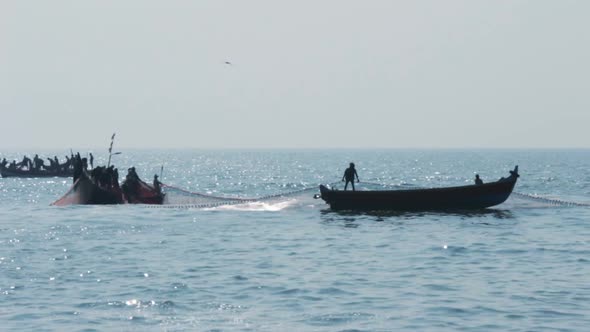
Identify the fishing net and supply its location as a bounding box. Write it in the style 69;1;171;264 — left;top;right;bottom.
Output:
510;192;590;208
51;178;84;206
156;183;323;209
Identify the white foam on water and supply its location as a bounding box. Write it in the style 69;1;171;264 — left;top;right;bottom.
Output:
204;199;296;212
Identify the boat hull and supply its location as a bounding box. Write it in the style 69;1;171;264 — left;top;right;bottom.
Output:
0;167;73;178
319;167;519;211
52;174;164;206
52;176;124;206
122;178;165;204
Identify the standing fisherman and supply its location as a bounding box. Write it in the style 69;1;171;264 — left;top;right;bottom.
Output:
342;162;360;191
153;174;161;193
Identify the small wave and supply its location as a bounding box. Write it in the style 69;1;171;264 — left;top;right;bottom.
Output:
300;295;323;301
303;312;375;326
505;314;526;319
7;313;43;321
98;299;176;309
423;284;457;292
318;287;357;296
428;306;470;315
274;288;308;295
534;309;585;318
232;275;248;281
206;302;247;312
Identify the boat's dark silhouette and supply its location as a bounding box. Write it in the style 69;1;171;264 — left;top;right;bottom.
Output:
318;166;519;211
52;172;124;205
121;171;165;205
52;167;164;206
0;166;74;178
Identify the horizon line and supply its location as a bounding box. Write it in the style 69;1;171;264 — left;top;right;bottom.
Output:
2;146;590;152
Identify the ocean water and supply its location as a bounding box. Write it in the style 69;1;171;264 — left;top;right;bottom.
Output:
1;149;589;331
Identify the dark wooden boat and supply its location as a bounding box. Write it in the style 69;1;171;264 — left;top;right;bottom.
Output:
318;166;520;211
51;173;124;206
51;171;165;206
0;166;73;178
121;176;165;205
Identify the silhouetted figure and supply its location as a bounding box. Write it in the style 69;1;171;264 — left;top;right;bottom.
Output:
44;156;60;172
62;156;70;171
33;154;45;171
103;166;113;188
126;167;139;182
89;153;94;169
46;157;55;170
9;160;17;170
153;174;161;193
342;162;360;191
122;167;140;201
112;168;119;188
72;153;84;183
0;158;7;169
90;165;114;189
18;156;32;170
474;174;483;185
90;166;102;184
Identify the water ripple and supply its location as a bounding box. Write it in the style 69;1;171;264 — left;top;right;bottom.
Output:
2;150;590;331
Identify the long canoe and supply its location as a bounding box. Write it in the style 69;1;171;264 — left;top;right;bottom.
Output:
0;167;73;178
318;166;519;211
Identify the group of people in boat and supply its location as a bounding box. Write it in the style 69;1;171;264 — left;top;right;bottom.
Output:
0;152;94;174
1;151;162;198
70;152;162;199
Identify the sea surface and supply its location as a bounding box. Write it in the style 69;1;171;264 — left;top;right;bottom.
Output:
1;149;589;331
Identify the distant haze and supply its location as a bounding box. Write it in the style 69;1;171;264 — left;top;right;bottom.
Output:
1;1;589;149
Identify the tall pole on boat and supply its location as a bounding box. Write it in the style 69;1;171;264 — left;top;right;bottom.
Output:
107;133;116;167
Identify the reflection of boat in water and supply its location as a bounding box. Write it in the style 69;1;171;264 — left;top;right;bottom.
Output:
51;168;165;206
0;166;73;178
320;207;515;221
318;166;519;211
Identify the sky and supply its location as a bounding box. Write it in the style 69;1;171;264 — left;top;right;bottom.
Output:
1;1;589;149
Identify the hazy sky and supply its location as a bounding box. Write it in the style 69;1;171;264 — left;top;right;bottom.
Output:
1;1;589;149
